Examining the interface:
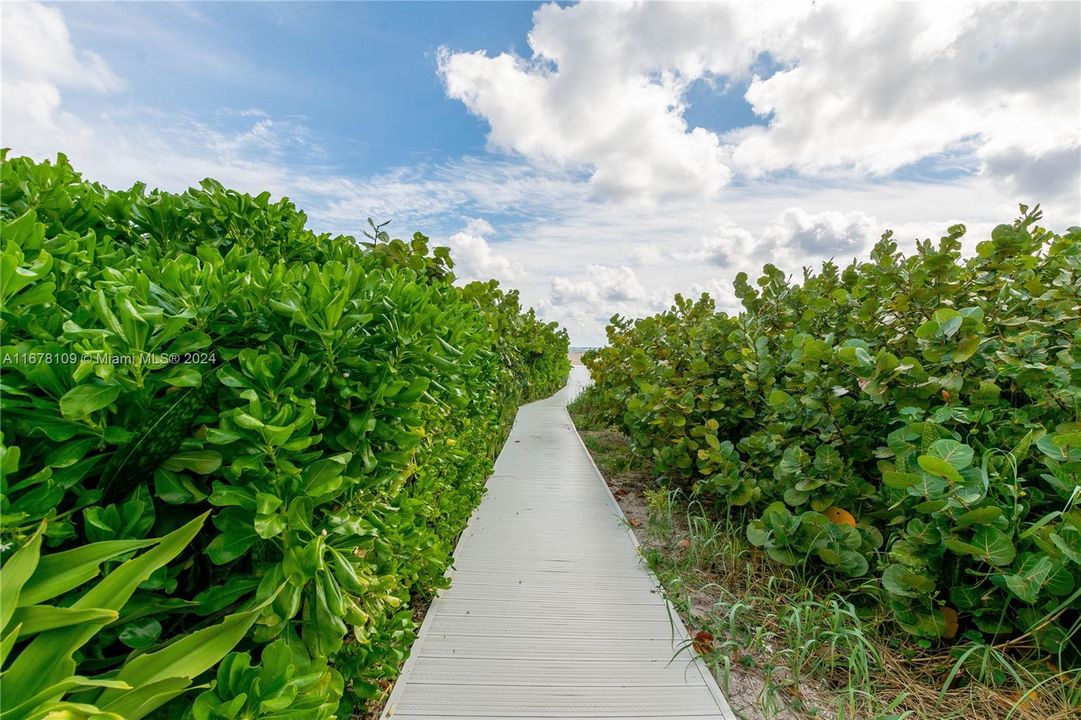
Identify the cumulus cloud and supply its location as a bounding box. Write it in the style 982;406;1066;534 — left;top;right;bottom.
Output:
591;265;646;302
1;1;123;154
653;209;874;271
549;264;646;306
550;277;600;306
441;219;525;283
982;146;1081;202
539;207;883;339
437;2;736;201
439;1;1080;202
1;2;122;94
759;208;877;258
679;225;756;267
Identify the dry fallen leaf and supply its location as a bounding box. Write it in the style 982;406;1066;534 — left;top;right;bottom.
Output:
677;538;691;549
940;606;959;639
628;517;641;528
692;630;714;655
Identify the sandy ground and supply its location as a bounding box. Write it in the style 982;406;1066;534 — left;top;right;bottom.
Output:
568;351;586;365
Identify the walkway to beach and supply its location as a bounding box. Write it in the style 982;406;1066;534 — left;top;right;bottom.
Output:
381;366;734;719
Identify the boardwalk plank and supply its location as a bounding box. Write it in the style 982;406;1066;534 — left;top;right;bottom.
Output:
381;367;734;719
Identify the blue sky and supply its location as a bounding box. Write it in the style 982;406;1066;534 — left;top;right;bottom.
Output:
3;1;1079;344
58;2;536;170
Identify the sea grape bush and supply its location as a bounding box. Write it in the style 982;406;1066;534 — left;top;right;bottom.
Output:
0;152;569;716
584;209;1080;661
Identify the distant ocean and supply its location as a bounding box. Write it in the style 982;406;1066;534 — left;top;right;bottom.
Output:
569;346;599;352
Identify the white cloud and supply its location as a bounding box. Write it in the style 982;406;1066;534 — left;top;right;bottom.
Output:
1;2;122;93
758;208;877;260
1;1;123;155
438;5;734;202
550;265;647;307
644;209;874;272
442;219;525;283
678;225;756;267
591;265;646;302
439;1;1081;202
550;277;600;306
527;196;1009;343
982;146;1081;201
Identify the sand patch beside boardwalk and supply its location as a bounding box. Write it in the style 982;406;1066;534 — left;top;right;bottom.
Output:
568;351;585;365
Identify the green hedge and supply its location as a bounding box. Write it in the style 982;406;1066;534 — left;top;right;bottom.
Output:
0;152;569;717
583;209;1080;664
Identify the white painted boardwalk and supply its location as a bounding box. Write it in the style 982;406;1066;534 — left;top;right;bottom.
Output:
382;366;734;719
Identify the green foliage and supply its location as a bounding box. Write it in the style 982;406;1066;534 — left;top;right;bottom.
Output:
188;640;339;720
0;515;263;720
0;152;569;714
584;209;1080;663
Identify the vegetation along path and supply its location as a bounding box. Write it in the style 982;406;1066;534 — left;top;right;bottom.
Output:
382;366;735;719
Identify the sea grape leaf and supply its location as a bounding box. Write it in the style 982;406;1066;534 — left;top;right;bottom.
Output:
945;527;1016;566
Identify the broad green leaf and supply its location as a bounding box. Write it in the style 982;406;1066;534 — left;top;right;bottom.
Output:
765;546;798;565
1;524;43;631
767;389;791;408
163;366;203;388
303;456;350;497
932;308;962;337
1053;431;1081;448
2;513;207;708
58;385;122;419
162;450;222;475
955;506;1002;528
1002;555;1054;603
98;601;273;706
928;439;974;470
98;677;191;720
20;538;158;606
0;676;131;720
206;508;259;565
837;550;869;577
882;471;922;489
914;498;948;513
1050;532;1081;565
881;565;935;598
914;319;940;340
7;606;118;637
44;438;95;469
1045;564;1075;596
917;455;963;483
1037;432;1081;462
117;617;163;649
746;522;769;546
952;336;980;362
945;527;1016;566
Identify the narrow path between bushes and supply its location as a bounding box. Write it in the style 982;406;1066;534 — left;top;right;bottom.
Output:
381;366;734;719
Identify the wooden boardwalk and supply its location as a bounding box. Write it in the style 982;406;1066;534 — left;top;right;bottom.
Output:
382;366;734;719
